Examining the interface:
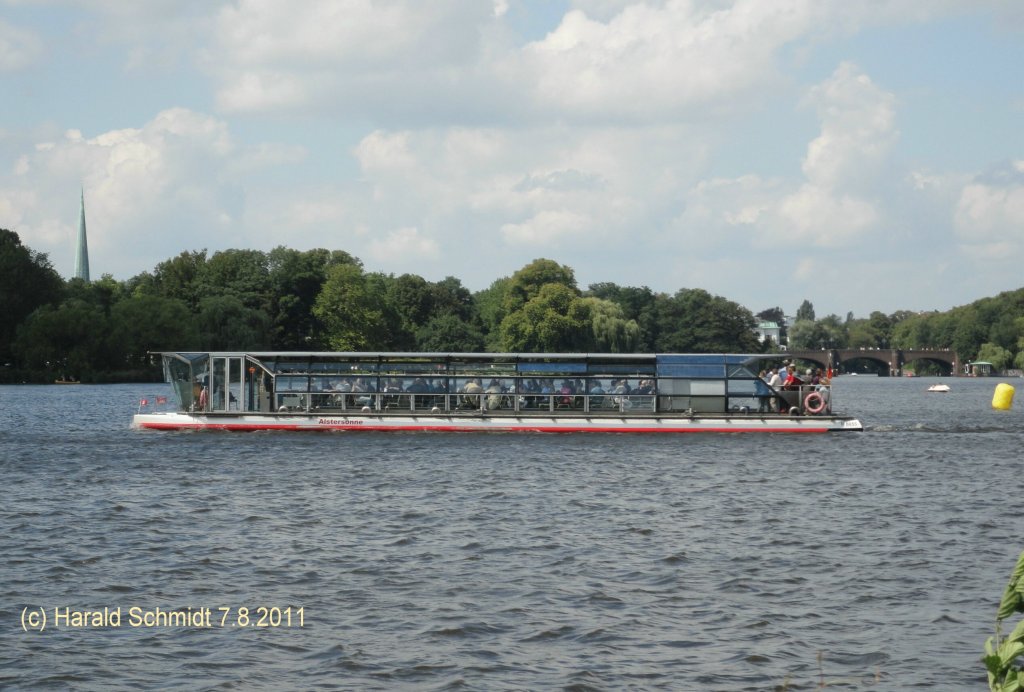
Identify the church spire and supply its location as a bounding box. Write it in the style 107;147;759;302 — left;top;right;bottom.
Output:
75;188;90;282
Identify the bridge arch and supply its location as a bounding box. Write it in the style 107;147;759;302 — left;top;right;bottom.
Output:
778;348;960;376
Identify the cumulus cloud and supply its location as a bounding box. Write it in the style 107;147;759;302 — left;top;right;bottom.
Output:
0;108;292;277
516;1;818;121
4;0;1020;315
954;161;1024;259
775;63;897;244
676;62;897;250
209;0;497;115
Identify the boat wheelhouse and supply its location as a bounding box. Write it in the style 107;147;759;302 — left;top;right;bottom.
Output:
132;351;863;433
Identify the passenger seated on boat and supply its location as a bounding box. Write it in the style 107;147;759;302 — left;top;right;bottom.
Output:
484;379;502;410
406;377;429;393
519;378;540;408
459;378;483;408
588;380;605;409
557;380;575;408
635;379;655;395
351;377;375;407
405;377;431;408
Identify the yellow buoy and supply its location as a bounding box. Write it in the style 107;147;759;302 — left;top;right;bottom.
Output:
992;383;1015;410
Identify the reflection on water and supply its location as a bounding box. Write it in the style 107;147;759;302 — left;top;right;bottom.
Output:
1;376;1022;689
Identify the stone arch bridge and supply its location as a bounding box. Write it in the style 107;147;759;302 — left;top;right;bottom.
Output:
768;348;960;377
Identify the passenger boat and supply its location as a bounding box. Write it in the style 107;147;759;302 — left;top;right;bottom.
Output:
132;352;863;433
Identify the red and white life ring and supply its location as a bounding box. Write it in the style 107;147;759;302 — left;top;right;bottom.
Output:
803;391;826;414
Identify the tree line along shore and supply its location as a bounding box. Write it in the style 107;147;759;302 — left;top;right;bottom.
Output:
3;228;1022;383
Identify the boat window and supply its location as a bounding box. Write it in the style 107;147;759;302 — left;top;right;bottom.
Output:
516;361;586;376
727;363;757;379
310;376;337;392
656;363;727;378
163;354;200;410
276;375;308;392
309;360;357;375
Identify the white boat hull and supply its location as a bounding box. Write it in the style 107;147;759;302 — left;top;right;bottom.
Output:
133;411;863;433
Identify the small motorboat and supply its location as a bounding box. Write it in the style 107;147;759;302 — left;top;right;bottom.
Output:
927;384;951;393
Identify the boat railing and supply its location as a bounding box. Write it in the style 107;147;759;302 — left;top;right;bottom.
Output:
276;391;659;415
774;383;832;415
269;382;833;417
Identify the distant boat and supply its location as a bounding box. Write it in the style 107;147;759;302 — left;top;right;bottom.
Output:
927;384;950;393
54;378;81;384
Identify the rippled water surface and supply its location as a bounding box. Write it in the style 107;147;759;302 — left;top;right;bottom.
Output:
2;376;1023;690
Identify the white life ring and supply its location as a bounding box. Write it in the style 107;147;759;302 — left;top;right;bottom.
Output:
803;391;826;414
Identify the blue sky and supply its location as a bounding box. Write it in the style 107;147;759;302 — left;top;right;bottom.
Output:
1;0;1022;318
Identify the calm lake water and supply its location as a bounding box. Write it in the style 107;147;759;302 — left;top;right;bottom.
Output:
2;375;1023;690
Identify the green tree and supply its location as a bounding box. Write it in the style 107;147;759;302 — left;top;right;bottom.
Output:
502;258;577;314
314;264;394;350
474;277;512;351
0;229;64;364
499;283;592;352
789;315;848;349
587;283;658;350
846;320;876;349
953;308;988;361
867;311;893;348
583;297;640;352
198;249;270;313
108;295;199;371
267;247;360;349
787;319;825;350
134;250;208;310
387;273;434;334
415;314;485;352
976;342;1013;372
796;299;815;323
364;272;413;349
653;289;759;352
196;295;272;351
428;276;474;323
818;314;849;348
13;300;109;379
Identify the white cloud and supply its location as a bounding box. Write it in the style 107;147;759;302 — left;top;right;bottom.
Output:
209;0;496;115
954;161;1024;259
777;183;878;244
501;209;590;245
799;62;898;191
367;226;440;265
772;63;896;244
3;0;1022;317
0;108;288;277
516;1;818;121
0;19;43;71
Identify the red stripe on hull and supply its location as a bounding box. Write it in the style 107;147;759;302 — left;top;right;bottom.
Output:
137;421;834;433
